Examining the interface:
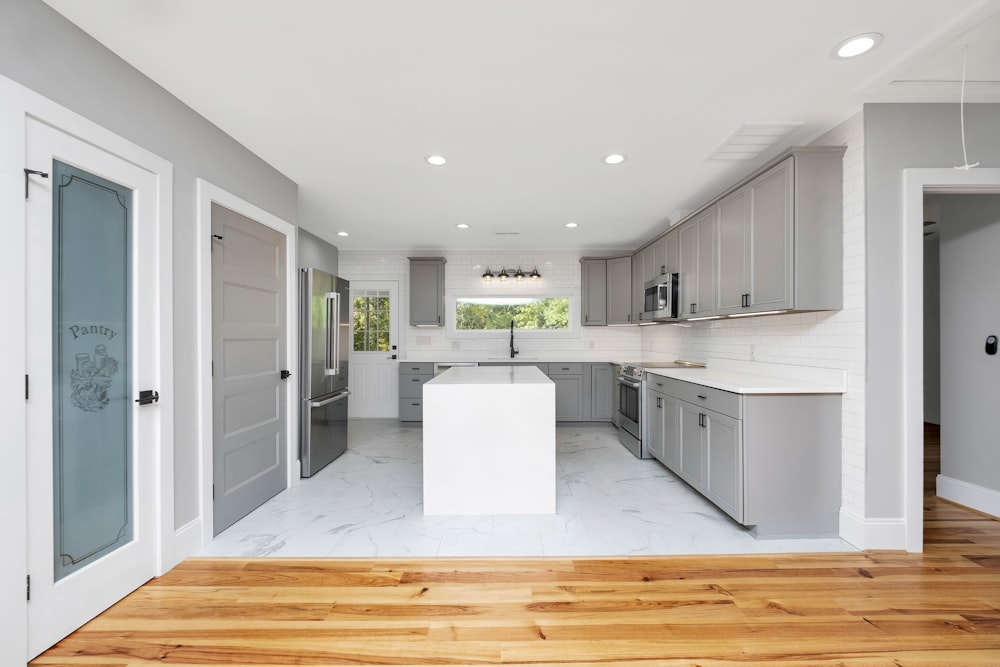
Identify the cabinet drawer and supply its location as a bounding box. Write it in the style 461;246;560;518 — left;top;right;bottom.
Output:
648;375;741;418
548;362;583;376
399;362;433;374
399;398;423;421
399;373;433;398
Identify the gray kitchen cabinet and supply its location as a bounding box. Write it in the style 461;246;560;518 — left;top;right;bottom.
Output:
408;257;446;326
588;363;614;420
631;246;647;321
605;256;633;325
580;258;607;326
651;230;679;278
647;374;840;537
716;158;794;316
398;362;434;421
548;363;583;421
678;207;716;318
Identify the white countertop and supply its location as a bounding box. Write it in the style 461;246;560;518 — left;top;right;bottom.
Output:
427;364;552;386
645;358;846;394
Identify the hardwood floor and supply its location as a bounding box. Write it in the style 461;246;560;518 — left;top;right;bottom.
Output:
33;425;1000;666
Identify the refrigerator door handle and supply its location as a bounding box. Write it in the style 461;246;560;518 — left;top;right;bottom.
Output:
325;291;340;376
309;389;351;408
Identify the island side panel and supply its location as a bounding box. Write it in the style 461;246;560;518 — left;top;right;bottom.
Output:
423;380;556;515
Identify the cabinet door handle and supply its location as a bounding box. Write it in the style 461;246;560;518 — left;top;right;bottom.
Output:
690;303;696;314
699;413;706;428
656;397;662;408
697;394;707;400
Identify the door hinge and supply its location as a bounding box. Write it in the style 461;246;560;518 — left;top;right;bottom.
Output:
26;574;30;601
24;168;49;199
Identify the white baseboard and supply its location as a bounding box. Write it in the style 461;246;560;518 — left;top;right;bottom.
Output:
839;508;907;550
937;475;1000;519
168;518;205;572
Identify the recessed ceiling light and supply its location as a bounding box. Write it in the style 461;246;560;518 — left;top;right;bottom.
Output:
565;222;579;228
426;155;447;166
833;33;882;59
456;223;469;229
603;153;626;165
337;231;349;237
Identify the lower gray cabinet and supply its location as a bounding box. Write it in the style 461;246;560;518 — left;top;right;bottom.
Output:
588;363;614;421
399;362;433;421
646;374;841;537
548;363;583;420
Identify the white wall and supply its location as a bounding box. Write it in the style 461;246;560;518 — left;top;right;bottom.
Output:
939;194;1000;497
338;249;643;358
641;113;868;517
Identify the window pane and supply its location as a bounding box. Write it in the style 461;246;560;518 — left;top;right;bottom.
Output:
455;297;570;331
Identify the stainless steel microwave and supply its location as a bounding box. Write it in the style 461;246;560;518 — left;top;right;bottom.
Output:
642;272;679;321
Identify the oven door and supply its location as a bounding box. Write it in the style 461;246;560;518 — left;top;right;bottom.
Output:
617;376;643;457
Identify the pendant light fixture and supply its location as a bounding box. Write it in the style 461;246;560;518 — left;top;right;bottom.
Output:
498;267;509;281
482;267;494;281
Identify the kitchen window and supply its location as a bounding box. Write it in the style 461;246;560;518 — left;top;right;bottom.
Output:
447;294;578;339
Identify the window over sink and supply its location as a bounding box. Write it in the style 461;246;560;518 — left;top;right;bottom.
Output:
447;294;578;339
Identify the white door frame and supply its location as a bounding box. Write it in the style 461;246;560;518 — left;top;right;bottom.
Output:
902;168;1000;553
195;179;298;545
0;73;174;666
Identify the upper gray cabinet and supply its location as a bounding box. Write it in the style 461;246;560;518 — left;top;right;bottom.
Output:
606;256;632;325
580;258;608;326
678;146;844;320
581;256;633;326
408;257;446;326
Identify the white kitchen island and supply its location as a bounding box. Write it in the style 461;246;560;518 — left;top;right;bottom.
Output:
422;365;556;515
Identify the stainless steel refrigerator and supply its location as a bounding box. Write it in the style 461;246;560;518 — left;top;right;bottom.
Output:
299;268;350;477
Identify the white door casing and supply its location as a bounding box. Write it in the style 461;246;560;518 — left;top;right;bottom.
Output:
24;117;172;658
349;280;400;419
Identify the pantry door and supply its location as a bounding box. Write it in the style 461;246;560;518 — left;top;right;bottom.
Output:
24;118;163;658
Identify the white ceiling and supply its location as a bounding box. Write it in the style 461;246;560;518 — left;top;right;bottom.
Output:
43;0;1000;251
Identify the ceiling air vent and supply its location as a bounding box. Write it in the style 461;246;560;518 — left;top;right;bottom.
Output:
708;122;804;161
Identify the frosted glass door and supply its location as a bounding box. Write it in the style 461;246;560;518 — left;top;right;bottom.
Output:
51;160;133;581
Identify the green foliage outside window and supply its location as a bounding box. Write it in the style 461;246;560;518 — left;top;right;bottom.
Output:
455;297;569;331
353;294;390;351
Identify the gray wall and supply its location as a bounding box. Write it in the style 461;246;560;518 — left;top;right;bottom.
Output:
939;194;1000;493
298;227;340;275
865;103;1000;517
0;0;300;528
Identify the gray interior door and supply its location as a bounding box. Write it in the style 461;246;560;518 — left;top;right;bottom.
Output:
211;203;288;534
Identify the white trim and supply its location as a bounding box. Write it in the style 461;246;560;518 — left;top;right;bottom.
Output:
839;508;906;550
0;72;174;666
195;179;299;547
902;168;1000;554
937;475;1000;519
171;517;205;565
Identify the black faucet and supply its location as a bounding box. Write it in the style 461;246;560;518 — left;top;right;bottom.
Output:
509;320;518;358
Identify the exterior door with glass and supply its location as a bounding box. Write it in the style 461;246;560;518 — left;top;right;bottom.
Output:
349;281;399;418
24;118;162;658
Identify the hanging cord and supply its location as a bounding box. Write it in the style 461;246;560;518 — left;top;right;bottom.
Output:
955;44;979;170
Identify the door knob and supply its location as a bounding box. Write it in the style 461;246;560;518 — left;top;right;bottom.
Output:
280;370;292;379
135;390;159;405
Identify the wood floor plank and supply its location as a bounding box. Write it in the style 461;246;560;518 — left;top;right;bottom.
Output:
29;432;1000;666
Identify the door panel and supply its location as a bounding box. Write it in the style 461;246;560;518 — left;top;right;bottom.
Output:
26;119;160;658
349;281;399;418
211;204;287;534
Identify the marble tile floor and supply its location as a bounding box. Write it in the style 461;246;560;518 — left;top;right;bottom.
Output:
197;419;856;559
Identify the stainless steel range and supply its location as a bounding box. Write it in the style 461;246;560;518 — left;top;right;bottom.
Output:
616;360;705;458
